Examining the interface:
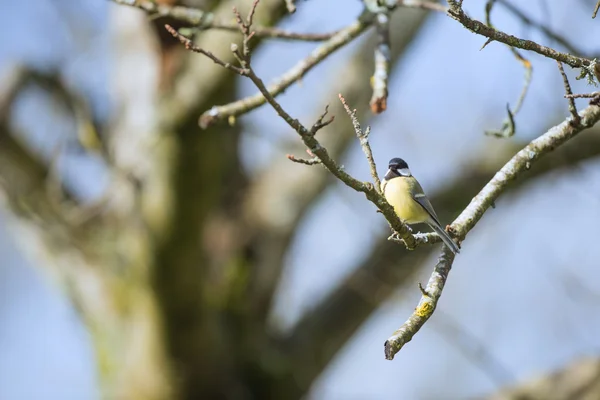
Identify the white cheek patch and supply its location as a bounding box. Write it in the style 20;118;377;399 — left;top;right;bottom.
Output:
398;168;412;177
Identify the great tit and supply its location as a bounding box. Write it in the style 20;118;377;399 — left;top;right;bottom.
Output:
381;157;460;254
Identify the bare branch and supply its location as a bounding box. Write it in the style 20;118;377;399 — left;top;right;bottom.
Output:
175;1;419;248
496;0;587;57
286;128;600;377
446;1;595;77
483;2;533;138
309;105;335;134
384;246;455;359
388;231;440;246
453;104;600;240
338;94;381;192
111;0;336;41
565;92;600;99
195;1;450;127
198;17;374;128
594;1;600;19
384;102;600;359
286;154;322;165
557;61;581;125
164;24;245;74
245;5;437;322
158;0;291;130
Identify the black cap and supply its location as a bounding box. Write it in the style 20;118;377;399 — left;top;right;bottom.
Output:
388;158;408;170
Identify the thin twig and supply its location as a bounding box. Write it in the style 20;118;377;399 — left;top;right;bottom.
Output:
557;61;581;125
384;102;600;360
168;0;454;251
593;0;600;19
446;1;594;74
186;0;418;248
388;231;440;246
286;154;322;165
112;0;336;41
565;92;600;99
249;72;417;247
165;25;246;74
309;105;335;135
198;16;374;128
497;0;587;57
483;0;532;138
339;94;381;191
195;0;446;127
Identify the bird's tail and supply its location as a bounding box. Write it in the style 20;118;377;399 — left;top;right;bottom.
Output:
429;222;460;254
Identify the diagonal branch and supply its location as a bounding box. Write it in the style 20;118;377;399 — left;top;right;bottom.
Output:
159;0;290;130
496;0;588;57
339;94;381;191
285;128;600;377
197;0;446;127
557;61;581;125
245;4;439;321
385;102;600;359
446;1;595;79
167;15;419;249
198;14;375;128
452;104;599;240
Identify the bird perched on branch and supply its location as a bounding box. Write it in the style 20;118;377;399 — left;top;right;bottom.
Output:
381;157;460;254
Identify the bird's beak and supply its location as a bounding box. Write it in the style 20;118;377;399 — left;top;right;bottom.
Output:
384;168;398;180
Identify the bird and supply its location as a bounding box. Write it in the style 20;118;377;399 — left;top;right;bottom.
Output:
381;157;460;254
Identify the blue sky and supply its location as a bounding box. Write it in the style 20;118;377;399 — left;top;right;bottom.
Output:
1;1;599;399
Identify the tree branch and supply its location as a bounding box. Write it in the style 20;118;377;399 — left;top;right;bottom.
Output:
452;104;600;239
496;0;588;57
111;0;336;41
245;4;438;321
285;128;600;377
159;0;290;130
196;0;449;127
483;0;532;138
198;14;375;128
339;94;381;191
167;7;420;248
385;102;600;359
446;1;596;80
557;61;580;125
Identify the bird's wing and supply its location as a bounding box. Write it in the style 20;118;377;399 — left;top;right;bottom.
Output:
411;181;441;226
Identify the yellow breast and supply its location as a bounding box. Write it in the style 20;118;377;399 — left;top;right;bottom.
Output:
382;177;430;224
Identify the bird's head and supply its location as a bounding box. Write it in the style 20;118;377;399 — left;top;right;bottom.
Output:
386;157;411;179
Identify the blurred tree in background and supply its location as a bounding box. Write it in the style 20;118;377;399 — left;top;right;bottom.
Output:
1;1;600;399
